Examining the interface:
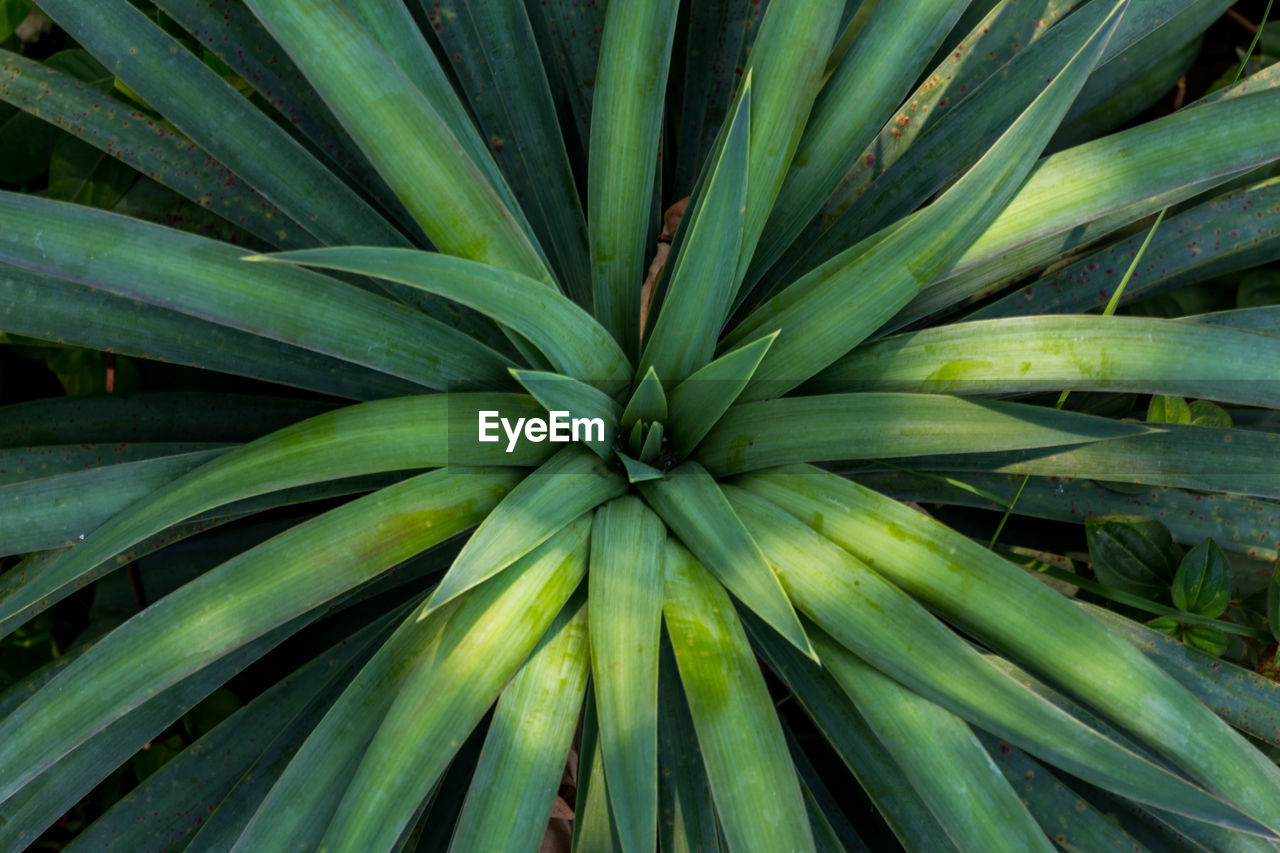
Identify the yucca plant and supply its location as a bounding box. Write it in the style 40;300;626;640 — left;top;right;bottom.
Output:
3;0;1280;849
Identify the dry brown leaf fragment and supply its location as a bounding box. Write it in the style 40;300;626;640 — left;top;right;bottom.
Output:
639;196;690;336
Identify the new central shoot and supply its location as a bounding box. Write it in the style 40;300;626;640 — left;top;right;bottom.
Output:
478;410;606;452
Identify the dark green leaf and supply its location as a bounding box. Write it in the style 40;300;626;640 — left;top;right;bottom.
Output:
1087;515;1180;596
1173;539;1232;617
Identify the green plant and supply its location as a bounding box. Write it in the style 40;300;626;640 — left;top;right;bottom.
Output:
3;0;1280;850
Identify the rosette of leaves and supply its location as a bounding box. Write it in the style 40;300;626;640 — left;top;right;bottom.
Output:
3;0;1280;850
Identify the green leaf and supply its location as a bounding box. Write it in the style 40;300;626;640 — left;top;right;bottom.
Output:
0;0;32;41
662;540;815;853
758;0;1240;305
727;0;844;288
639;79;748;384
1271;564;1280;645
749;0;969;285
618;453;666;484
1173;539;1232;618
0;600;329;850
0;467;518;802
1189;400;1234;429
980;735;1156;853
1148;394;1192;425
252;247;631;396
621;366;668;429
0;194;515;391
427;448;625;612
150;0;397;219
0;392;333;446
0;448;226;557
0;265;422;400
744;612;962;853
740;465;1280;830
318;517;591;850
0;394;547;638
46;134;137;210
35;0;405;248
1087;515;1180;596
666;331;777;459
896;90;1280;327
813;629;1054;853
1147;616;1183;637
638;462;812;658
698;393;1149;475
1183;624;1231;657
573;691;625;853
589;0;680;355
589;497;667;853
809;315;1280;410
241;0;552;280
62;606;397;852
727;483;1269;834
525;0;605;158
1087;603;1280;748
730;0;1129;399
969;175;1280;320
422;0;592;304
862;423;1280;502
670;0;766;195
657;632;719;853
849;469;1280;565
639;421;664;464
448;590;590;853
512;369;621;460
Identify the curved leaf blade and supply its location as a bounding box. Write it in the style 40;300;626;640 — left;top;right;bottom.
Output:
0;194;513;391
0;467;519;803
589;497;667;853
428;448;626;612
448;590;590;853
34;0;405;247
662;541;815;853
253;247;632;396
319;518;592;850
699;392;1149;476
639;461;812;658
730;0;1130;399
